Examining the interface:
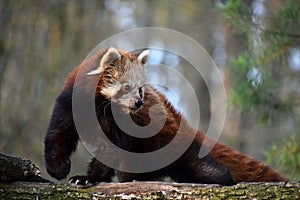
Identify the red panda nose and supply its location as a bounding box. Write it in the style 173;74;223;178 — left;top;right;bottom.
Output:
135;98;143;109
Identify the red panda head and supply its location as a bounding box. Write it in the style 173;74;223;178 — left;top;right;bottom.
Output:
87;47;149;113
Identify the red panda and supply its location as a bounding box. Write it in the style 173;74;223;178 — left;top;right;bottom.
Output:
44;47;287;186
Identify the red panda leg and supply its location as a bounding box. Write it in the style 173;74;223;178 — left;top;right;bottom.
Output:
69;157;115;186
44;91;79;180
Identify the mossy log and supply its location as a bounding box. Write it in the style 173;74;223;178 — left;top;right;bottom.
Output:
0;153;299;199
0;181;299;199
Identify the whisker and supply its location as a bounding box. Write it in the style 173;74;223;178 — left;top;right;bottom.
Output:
99;99;111;108
103;101;111;119
96;99;111;118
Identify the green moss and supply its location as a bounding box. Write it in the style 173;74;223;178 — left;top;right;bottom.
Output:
0;182;299;200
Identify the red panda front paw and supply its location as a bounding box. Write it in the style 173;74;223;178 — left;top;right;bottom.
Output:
68;175;99;187
45;158;71;180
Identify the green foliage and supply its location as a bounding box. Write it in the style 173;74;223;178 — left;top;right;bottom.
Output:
222;0;299;121
227;52;292;122
221;0;300;178
277;0;300;25
221;0;252;34
265;134;300;180
228;53;274;109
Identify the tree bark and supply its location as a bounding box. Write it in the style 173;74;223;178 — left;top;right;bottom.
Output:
0;153;49;183
0;181;299;199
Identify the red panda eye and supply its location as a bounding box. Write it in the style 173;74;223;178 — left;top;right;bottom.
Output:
124;84;131;91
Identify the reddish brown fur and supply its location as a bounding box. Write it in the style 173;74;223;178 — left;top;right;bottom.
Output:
44;48;287;186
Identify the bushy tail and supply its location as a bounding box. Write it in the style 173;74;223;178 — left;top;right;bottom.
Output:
209;142;287;183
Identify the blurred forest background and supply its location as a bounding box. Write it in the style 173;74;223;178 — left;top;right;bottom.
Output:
0;0;299;182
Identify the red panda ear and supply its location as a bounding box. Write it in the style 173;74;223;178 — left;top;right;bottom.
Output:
101;47;122;66
87;47;121;75
138;49;149;65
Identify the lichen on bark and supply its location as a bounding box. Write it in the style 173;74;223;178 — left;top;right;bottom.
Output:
0;181;299;200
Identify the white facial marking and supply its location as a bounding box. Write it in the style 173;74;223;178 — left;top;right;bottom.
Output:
101;82;122;97
87;69;102;76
